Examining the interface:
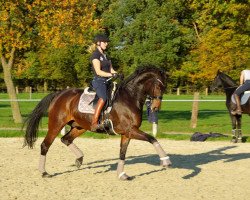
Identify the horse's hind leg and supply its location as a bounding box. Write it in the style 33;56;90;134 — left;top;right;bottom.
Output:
61;127;86;168
39;129;61;178
117;135;133;180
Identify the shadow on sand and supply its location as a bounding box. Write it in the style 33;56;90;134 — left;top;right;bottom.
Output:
51;145;250;179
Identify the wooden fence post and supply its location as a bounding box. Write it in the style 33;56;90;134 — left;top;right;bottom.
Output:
29;87;32;99
177;88;180;95
190;92;199;128
205;88;208;96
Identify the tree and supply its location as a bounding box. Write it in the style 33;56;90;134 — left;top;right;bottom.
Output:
16;0;101;89
0;0;36;123
99;0;195;75
1;0;101;123
178;0;250;85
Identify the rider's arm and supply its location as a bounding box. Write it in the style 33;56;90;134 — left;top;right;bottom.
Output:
110;62;117;74
240;71;244;85
92;59;113;77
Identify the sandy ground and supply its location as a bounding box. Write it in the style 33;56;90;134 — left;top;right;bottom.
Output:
1;138;250;200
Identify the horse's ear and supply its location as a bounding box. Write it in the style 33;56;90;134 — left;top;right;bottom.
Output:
217;70;221;75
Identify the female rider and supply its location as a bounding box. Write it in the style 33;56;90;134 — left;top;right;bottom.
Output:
90;34;117;131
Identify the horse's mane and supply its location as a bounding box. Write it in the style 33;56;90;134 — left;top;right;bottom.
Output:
113;65;166;102
218;71;237;86
120;65;165;88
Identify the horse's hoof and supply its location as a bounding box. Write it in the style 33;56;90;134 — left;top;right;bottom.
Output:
119;173;134;181
231;137;238;143
75;157;83;168
162;163;172;168
161;159;172;168
42;172;52;178
237;138;242;143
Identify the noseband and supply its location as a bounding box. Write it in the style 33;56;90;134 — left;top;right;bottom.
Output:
148;78;164;100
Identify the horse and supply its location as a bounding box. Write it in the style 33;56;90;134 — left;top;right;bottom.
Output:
23;66;172;180
211;71;249;143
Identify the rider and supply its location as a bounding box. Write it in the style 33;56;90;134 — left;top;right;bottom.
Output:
90;33;117;131
231;69;250;115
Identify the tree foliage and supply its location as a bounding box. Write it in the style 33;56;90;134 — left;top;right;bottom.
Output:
0;0;37;123
100;0;195;76
0;0;101;123
178;0;250;86
1;0;249;94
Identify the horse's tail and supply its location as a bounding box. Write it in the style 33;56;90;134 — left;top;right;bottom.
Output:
23;92;60;148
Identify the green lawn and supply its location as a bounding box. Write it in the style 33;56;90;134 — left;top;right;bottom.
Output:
0;92;249;141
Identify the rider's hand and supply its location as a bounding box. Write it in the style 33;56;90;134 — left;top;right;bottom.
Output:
112;73;118;78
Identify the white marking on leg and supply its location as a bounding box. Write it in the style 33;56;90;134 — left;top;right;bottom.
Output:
38;155;46;173
68;143;84;158
119;172;126;179
160;156;170;160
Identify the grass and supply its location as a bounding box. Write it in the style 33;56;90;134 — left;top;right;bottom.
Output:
0;92;249;142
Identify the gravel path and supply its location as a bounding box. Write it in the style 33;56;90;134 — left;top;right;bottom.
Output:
1;138;250;200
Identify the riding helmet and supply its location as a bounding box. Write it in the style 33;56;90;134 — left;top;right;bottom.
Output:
94;34;110;43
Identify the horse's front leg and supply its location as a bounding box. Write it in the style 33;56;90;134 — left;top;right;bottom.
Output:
236;116;242;143
230;113;238;143
129;127;172;167
117;135;133;180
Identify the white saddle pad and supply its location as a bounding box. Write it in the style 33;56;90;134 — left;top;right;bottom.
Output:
78;87;96;114
231;91;250;105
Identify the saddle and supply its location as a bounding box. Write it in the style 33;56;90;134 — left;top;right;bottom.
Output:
78;82;118;135
78;81;117;113
231;91;250;105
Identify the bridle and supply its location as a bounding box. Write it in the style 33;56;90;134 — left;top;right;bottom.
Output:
213;76;237;90
147;78;165;101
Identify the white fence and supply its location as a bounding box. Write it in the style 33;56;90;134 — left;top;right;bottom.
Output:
0;98;227;135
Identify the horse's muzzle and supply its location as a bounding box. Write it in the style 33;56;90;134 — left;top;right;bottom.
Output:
151;100;161;112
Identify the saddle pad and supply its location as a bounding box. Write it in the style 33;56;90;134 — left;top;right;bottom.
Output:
231;92;250;105
78;88;96;114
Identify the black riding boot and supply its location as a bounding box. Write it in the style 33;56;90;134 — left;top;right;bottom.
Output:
231;94;242;115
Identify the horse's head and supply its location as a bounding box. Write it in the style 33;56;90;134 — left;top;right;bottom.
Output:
211;71;223;91
141;68;166;112
146;77;166;112
211;70;237;91
120;66;166;111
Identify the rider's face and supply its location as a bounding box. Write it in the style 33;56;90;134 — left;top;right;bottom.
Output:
99;41;108;50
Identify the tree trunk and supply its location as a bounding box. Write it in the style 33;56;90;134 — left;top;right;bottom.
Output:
44;80;48;92
1;48;23;123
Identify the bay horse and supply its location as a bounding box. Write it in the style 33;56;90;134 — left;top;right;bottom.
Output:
212;71;249;143
23;66;172;180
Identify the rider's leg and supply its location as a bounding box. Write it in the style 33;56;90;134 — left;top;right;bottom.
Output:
91;98;105;131
231;94;242;115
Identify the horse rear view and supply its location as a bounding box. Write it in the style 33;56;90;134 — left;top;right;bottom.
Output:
23;66;172;180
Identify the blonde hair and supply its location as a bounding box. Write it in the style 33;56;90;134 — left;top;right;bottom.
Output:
87;43;97;53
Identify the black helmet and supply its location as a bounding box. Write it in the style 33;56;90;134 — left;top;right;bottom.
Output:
94;34;110;43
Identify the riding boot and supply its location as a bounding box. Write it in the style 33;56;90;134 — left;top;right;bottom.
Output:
231;94;242;115
91;98;105;131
